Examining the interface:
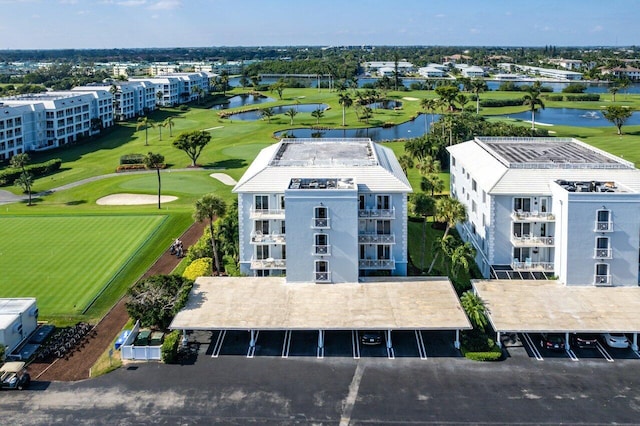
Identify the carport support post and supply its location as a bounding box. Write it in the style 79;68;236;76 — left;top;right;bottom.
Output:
565;332;570;351
496;331;502;348
249;329;256;348
318;330;324;349
386;329;392;349
181;329;188;347
454;329;460;349
633;333;638;351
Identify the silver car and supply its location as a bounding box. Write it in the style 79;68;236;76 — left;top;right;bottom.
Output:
601;333;629;349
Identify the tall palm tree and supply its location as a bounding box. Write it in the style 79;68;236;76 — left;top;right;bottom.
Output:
10;152;29;173
143;152;165;209
450;242;476;279
285;108;298;125
311;107;324;125
163;116;175;137
608;86;619;102
194;194;227;276
136;117;154;146
260;107;274;123
410;192;435;270
522;83;545;131
420;97;437;133
338;93;353;126
15;172;34;207
428;197;467;274
456;94;469;111
397;154;414;176
156;91;164;108
416;155;441;175
460;291;488;331
470;79;487;114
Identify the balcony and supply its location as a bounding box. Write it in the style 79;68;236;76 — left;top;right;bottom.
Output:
511;260;554;272
358;233;395;244
511;235;554;247
359;258;396;269
249;208;285;219
313;245;331;255
511;211;555;222
359;207;395;219
594;274;612;286
250;258;286;270
251;231;285;245
594;221;613;232
312;218;331;229
315;271;331;283
594;248;612;259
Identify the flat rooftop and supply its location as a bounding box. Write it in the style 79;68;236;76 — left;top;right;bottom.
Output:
270;139;377;167
476;137;632;169
171;276;471;331
473;280;640;333
288;177;356;190
555;179;627;193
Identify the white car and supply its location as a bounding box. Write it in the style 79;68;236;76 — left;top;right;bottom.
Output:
601;333;629;349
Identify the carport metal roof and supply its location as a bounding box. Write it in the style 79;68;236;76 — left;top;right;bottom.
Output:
473;280;640;333
170;276;471;331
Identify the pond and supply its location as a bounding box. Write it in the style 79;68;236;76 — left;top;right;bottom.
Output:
210;94;275;110
368;100;403;110
496;108;640;127
228;103;329;121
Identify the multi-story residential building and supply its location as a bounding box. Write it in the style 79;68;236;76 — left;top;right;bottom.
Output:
361;61;415;76
0;91;113;158
448;137;640;287
130;72;211;107
233;138;412;282
601;66;640;82
74;82;157;121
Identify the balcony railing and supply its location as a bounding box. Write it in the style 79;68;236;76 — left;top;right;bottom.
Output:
313;245;331;255
594;274;612;286
510;235;554;247
358;207;395;219
312;218;330;229
358;233;395;244
594;248;612;259
359;258;396;269
249;208;285;219
511;211;555;222
511;260;554;272
595;221;613;232
251;231;286;244
315;271;331;282
250;258;286;269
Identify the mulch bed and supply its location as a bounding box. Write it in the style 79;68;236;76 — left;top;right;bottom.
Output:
29;220;206;382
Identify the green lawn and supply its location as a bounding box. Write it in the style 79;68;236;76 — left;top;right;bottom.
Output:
0;215;165;318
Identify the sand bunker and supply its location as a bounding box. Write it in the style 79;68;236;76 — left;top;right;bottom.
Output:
97;193;178;205
210;173;237;186
402;97;419;101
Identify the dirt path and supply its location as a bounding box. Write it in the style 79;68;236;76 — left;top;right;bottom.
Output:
30;220;207;382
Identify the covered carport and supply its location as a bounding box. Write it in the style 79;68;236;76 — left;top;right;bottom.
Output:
170;276;471;357
473;279;640;355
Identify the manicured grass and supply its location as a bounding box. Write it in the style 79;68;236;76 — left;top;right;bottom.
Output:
0;215;165;318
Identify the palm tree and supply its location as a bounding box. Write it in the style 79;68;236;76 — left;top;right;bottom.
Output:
450;242;476;279
410;192;435;270
420;174;444;197
15;172;34;206
194;194;227;276
427;197;467;274
156;91;164;108
10;152;29;173
522;83;545;131
260;107;274;123
456;94;469;111
397;154;413;176
470;79;488;114
460;291;488;331
110;84;121;120
338;93;353;126
143;152;165;209
311;107;324;125
136;117;154;146
285;108;298;125
416;155;441;175
163;116;175;137
608;86;619;102
420;98;437;133
602;105;633;135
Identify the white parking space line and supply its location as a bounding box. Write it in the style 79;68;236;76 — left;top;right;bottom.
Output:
352;330;360;359
281;330;291;358
566;349;579;361
247;331;259;358
415;330;427;360
211;330;226;358
596;342;614;362
634;349;640;359
317;347;324;359
521;333;544;361
384;334;395;359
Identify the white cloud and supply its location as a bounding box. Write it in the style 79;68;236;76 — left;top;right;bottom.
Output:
59;0;78;4
435;13;445;18
591;25;604;33
117;0;146;6
148;0;180;10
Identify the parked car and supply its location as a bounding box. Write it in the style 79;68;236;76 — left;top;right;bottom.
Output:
571;334;599;349
0;362;31;390
601;333;630;349
360;331;383;345
539;333;565;351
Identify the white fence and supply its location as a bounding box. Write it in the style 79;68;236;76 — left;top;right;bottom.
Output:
120;320;162;361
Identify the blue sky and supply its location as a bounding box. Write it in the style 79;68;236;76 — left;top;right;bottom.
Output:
0;0;639;49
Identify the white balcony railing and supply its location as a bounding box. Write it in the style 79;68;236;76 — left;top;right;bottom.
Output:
250;258;286;269
251;231;286;244
249;208;285;219
511;211;555;222
595;221;613;232
358;207;396;219
313;245;331;255
312;218;331;229
510;235;555;247
594;274;612;286
511;260;554;272
315;271;331;282
359;258;396;269
358;233;395;244
594;248;612;259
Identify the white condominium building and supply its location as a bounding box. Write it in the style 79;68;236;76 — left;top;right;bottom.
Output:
130;72;211;107
74;82;157;121
233;138;412;283
448;137;640;287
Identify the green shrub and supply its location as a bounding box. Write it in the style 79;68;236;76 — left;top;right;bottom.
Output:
564;94;600;101
479;98;524;107
161;330;180;364
183;257;212;280
463;347;503;361
562;83;587;93
545;94;564;101
116;164;146;172
0;158;62;186
120;154;145;165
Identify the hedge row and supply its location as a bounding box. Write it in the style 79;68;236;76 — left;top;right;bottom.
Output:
544;94;601;102
116;164;146;172
0;158;62;186
120;154;145;165
479;98;525;107
463;347;503;361
161;330;180;364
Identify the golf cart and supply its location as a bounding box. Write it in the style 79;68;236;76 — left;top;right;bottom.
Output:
0;362;31;390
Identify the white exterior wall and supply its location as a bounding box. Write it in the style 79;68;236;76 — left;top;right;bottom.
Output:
0;298;38;353
0;104;28;160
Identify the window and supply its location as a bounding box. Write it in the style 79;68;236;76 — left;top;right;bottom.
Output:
315;234;329;255
472;200;477;214
376;195;390;210
595;237;611;258
513;223;531;237
256;245;269;260
278;195;285;210
595;263;610;285
513;247;530;262
359;195;366;210
596;209;612;231
452;156;456;167
472;179;477;192
482;190;486;204
315;260;329;282
377;245;391;260
255;195;268;210
514;197;531;212
255;220;269;234
482;213;486;227
314;206;329;228
376;220;391;235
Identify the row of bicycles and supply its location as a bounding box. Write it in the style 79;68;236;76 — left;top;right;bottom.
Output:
35;322;96;361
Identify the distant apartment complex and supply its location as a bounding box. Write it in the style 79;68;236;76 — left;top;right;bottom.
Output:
448;137;640;287
233;138;412;282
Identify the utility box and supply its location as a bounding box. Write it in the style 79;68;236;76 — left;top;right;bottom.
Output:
0;298;38;354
